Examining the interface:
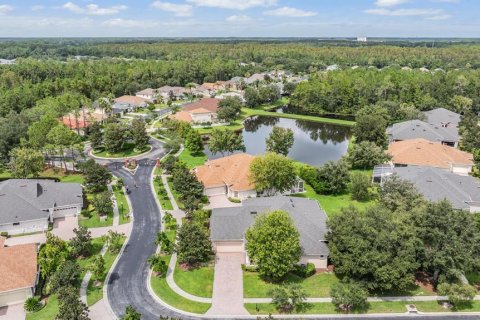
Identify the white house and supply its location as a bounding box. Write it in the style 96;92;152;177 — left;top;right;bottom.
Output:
136;88;157;102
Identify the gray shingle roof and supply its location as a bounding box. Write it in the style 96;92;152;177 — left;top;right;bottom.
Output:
390;166;480;210
423;108;461;128
387;120;459;143
210;196;329;256
0;179;83;225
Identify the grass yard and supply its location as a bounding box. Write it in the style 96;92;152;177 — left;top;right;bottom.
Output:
415;301;480;312
173;262;214;298
150;255;211;314
178;149;207;169
26;295;59;320
93;143;151;158
195;121;244;135
79;193;113;228
259;97;290;111
153;176;173;210
113;186;130;225
0;168;85;184
167;178;185;209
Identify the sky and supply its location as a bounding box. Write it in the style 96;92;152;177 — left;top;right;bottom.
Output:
0;0;478;38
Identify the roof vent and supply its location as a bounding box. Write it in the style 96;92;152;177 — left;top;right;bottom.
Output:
250;211;257;215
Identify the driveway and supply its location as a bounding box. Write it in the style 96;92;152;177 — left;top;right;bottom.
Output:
0;303;25;320
204;195;242;210
207;253;248;316
52;215;79;240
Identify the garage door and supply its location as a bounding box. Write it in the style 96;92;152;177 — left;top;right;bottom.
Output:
0;289;29;307
214;241;244;253
205;186;226;196
52;206;78;219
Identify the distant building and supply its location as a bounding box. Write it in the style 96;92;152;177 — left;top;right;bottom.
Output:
423;108;461;129
387;119;459;147
0;59;16;65
326;64;339;71
113;95;148;114
357;37;367;42
170;98;220;124
135;88;157;102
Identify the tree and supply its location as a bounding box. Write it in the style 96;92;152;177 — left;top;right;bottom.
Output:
148;254;168;276
249;153;297;196
56;286;90;320
283;82;297;95
46;124;78;172
121;305;141;320
92;191;113;217
316;160;350;195
38;233;69;278
0;111;30;163
70;226;92;258
459;111;480;152
327;206;419;292
380;174;424;211
27;115;58;149
331;282;368;313
24;297;42;313
437;283;477;307
171;161;204;200
155;231;173;254
259;84;281;103
217;96;242;122
103;123;125;153
130;118;149;150
88;122;103;150
184;130;203;155
353;114;388;149
160;155;177;174
78;159;111;192
245;211;301;280
244;87;261;108
347;141;390;169
48;260;81;294
413;201;480;284
104;230;124;254
90;255;105;279
269;283;307;313
208;129;245;157
349;172;372;201
175;222;213;267
265;126;294;156
9;147;44;178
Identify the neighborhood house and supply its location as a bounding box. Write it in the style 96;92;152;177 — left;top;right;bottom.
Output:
135;88;157;102
387;119;459;147
0;179;83;235
170;98;220;124
113;95;148;113
210;196;329;269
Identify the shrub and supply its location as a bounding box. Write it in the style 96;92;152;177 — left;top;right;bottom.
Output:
0;231;8;237
241;264;259;272
269;283;307;313
331;282;368;313
349;172;372;201
24;297;42;312
228;197;241;203
292;263;316;278
316;160;350;194
437;283;477;307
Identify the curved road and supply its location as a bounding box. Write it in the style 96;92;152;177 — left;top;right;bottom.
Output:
102;141;480;320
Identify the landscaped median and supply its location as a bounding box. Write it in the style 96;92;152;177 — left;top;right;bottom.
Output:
91;143;152;159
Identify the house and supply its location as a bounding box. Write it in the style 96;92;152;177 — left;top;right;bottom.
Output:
387;139;474;175
226;77;245;90
194;153;304;200
157;86;188;101
135;88;157;102
62;109;103;133
387;119;459;147
216;91;245;102
210;196;329;269
245;73;267;85
170;98;220;124
423;108;461;129
326;65;339;71
378;166;480;213
113;95;148;113
0;179;83;235
0;239;38;307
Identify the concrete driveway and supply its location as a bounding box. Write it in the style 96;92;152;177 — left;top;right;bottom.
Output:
204;195;242;210
0;303;25;320
52;215;79;240
206;253;248;316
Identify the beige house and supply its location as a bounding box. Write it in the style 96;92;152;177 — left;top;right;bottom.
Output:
170;98;220;124
0;238;38;307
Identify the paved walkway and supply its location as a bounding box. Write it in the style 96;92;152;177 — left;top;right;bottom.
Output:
161;174;185;222
204;194;242;210
207;253;249;316
80;244;109;304
0;303;25;320
108;184;120;227
89;299;114;320
52;215;78;240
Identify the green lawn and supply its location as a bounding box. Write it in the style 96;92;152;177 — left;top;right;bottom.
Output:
113;186;130;225
466;272;480;286
167;178;184;209
26;295;59;320
150;255;211;314
415;301;480;312
173;262;214;298
259;97;290;111
79;193;113;228
0;169;85;184
93;143;151;158
294;183;375;218
195;121;244;135
153;176;173;210
178;149;207;169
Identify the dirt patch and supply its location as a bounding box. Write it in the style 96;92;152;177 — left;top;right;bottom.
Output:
415;271;435;293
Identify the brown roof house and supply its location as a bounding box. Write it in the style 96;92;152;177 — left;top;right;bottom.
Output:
194;153;305;200
170;98;220;124
0;238;38;307
113;95;148;113
388;139;474;176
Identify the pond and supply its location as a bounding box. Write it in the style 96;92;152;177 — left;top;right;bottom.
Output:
204;116;351;167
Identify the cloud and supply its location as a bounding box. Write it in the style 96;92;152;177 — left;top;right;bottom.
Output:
151;1;193;17
264;6;317;17
365;8;446;17
226;15;251;22
0;4;13;15
62;2;127;15
426;14;452;20
375;0;410;7
187;0;276;10
31;5;45;11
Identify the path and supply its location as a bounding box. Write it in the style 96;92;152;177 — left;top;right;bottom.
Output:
161;174;185;221
108;184;120;226
80;244;108;304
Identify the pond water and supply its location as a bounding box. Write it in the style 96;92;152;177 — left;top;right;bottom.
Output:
204;116;351;167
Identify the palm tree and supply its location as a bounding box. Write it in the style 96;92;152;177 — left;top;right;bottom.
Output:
185;83;196;102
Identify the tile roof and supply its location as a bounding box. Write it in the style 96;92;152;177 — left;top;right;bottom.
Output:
391;166;480;210
114;95;147;106
0;241;37;292
423;108;461;128
388;139;474;169
210;196;329;256
194;153;255;192
136;88;156;95
170;111;193;123
387;119;459;143
183;98;220;113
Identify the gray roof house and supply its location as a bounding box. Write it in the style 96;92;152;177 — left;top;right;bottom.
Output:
0;179;83;235
210;196;329;269
387;119;459;147
383;166;480;213
423;108;461;129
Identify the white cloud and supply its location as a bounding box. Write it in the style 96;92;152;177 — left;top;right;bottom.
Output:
264;6;317;17
31;5;45;11
365;8;445;17
226;15;251;22
375;0;410;7
426;14;452;20
0;4;13;15
151;1;193;17
187;0;276;10
62;2;127;16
